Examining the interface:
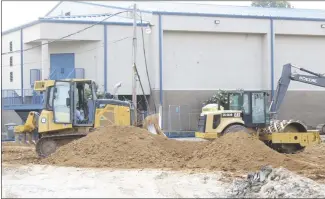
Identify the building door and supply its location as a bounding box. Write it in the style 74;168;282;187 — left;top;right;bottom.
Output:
50;53;75;80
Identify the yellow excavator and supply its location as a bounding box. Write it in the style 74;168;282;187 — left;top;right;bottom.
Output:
195;63;323;154
14;79;162;158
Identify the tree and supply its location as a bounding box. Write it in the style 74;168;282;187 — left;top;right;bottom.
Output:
251;0;292;8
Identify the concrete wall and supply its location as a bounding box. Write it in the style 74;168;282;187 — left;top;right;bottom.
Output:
1;30;22;90
106;25;152;95
22;43;42;89
162;31;265;90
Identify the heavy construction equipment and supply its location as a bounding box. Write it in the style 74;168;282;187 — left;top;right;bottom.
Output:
195;63;323;153
270;63;325;134
15;79;161;158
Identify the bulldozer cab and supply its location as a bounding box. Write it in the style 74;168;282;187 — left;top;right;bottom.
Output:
51;80;97;126
227;91;270;128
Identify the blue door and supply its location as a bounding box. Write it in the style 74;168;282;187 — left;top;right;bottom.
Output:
50;53;75;80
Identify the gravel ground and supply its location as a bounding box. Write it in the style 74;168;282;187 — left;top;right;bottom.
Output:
2;165;230;198
3;164;325;198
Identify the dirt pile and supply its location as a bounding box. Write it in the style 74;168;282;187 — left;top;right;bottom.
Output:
1;143;40;165
186;132;308;172
3;126;325;181
43;125;207;169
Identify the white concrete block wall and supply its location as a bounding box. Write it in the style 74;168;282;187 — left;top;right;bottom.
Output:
40;23;103;41
106;25;151;95
22;43;42;89
162;31;265;90
1;30;22;90
274;35;325;91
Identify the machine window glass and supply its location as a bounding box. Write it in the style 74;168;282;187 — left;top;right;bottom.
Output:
53;81;71;123
212;114;221;129
243;93;250;114
252;92;266;124
198;115;206;132
229;94;241;110
47;87;54;109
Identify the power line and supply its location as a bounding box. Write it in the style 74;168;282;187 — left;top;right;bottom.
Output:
1;10;130;56
1;36;132;68
139;11;156;113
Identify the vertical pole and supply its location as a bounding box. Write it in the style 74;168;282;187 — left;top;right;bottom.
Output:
132;4;138;126
20;29;24;103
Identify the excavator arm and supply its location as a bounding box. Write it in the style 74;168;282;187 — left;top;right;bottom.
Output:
269;63;325;134
270;63;325;114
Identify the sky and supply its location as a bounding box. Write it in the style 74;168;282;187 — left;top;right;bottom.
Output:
2;1;325;31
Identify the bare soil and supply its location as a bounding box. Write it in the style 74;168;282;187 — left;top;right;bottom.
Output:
2;126;325;182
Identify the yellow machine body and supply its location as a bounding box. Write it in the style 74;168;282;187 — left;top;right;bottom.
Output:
195;101;321;152
14;112;39;134
16;79;161;157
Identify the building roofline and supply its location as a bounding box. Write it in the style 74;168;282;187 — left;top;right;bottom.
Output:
152;11;325;22
69;1;325;21
2;20;40;35
39;18;150;26
71;1;153;14
1;17;150;35
45;1;63;17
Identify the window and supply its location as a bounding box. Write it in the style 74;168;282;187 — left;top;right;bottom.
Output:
53;81;71;123
252;92;266;124
9;56;13;66
10;72;13;82
9;41;13;52
212;114;221;129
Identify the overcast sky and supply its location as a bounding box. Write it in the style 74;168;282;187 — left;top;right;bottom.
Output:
2;1;325;31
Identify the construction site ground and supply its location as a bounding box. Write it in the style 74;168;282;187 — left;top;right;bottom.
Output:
2;126;325;198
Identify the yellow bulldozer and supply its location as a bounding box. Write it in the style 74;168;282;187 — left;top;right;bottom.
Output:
14;79;162;158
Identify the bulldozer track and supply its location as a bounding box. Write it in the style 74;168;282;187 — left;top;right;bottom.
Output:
36;133;88;158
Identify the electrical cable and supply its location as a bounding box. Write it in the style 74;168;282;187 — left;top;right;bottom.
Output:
1;10;130;55
139;11;157;113
1;36;132;68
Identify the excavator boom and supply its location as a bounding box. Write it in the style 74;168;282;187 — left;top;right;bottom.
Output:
270;63;325;134
270;63;325;114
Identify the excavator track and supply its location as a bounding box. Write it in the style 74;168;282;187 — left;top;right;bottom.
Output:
260;119;308;154
36;133;87;158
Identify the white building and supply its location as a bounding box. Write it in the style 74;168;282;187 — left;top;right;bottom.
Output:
2;1;325;130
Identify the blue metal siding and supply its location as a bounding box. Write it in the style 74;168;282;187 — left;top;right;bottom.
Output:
50;53;75;80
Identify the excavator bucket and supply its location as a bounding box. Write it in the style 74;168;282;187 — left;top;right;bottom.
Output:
143;113;166;137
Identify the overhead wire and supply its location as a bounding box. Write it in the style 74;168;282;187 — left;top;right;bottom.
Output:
1;10;130;55
139;11;157;113
1;36;132;68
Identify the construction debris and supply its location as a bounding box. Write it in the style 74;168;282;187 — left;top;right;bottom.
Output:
228;166;325;198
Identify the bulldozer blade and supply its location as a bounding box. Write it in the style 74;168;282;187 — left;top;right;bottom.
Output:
143;113;166;137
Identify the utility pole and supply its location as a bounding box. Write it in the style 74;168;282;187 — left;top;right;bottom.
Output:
132;3;138;126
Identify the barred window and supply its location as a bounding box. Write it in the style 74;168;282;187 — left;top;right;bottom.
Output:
10;72;13;82
10;56;13;66
9;41;13;52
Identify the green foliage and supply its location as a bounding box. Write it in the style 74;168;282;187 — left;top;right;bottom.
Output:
251;0;292;8
203;89;230;109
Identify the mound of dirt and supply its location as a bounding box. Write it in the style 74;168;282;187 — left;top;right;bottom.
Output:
43;125;207;169
1;143;40;165
186;132;310;173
